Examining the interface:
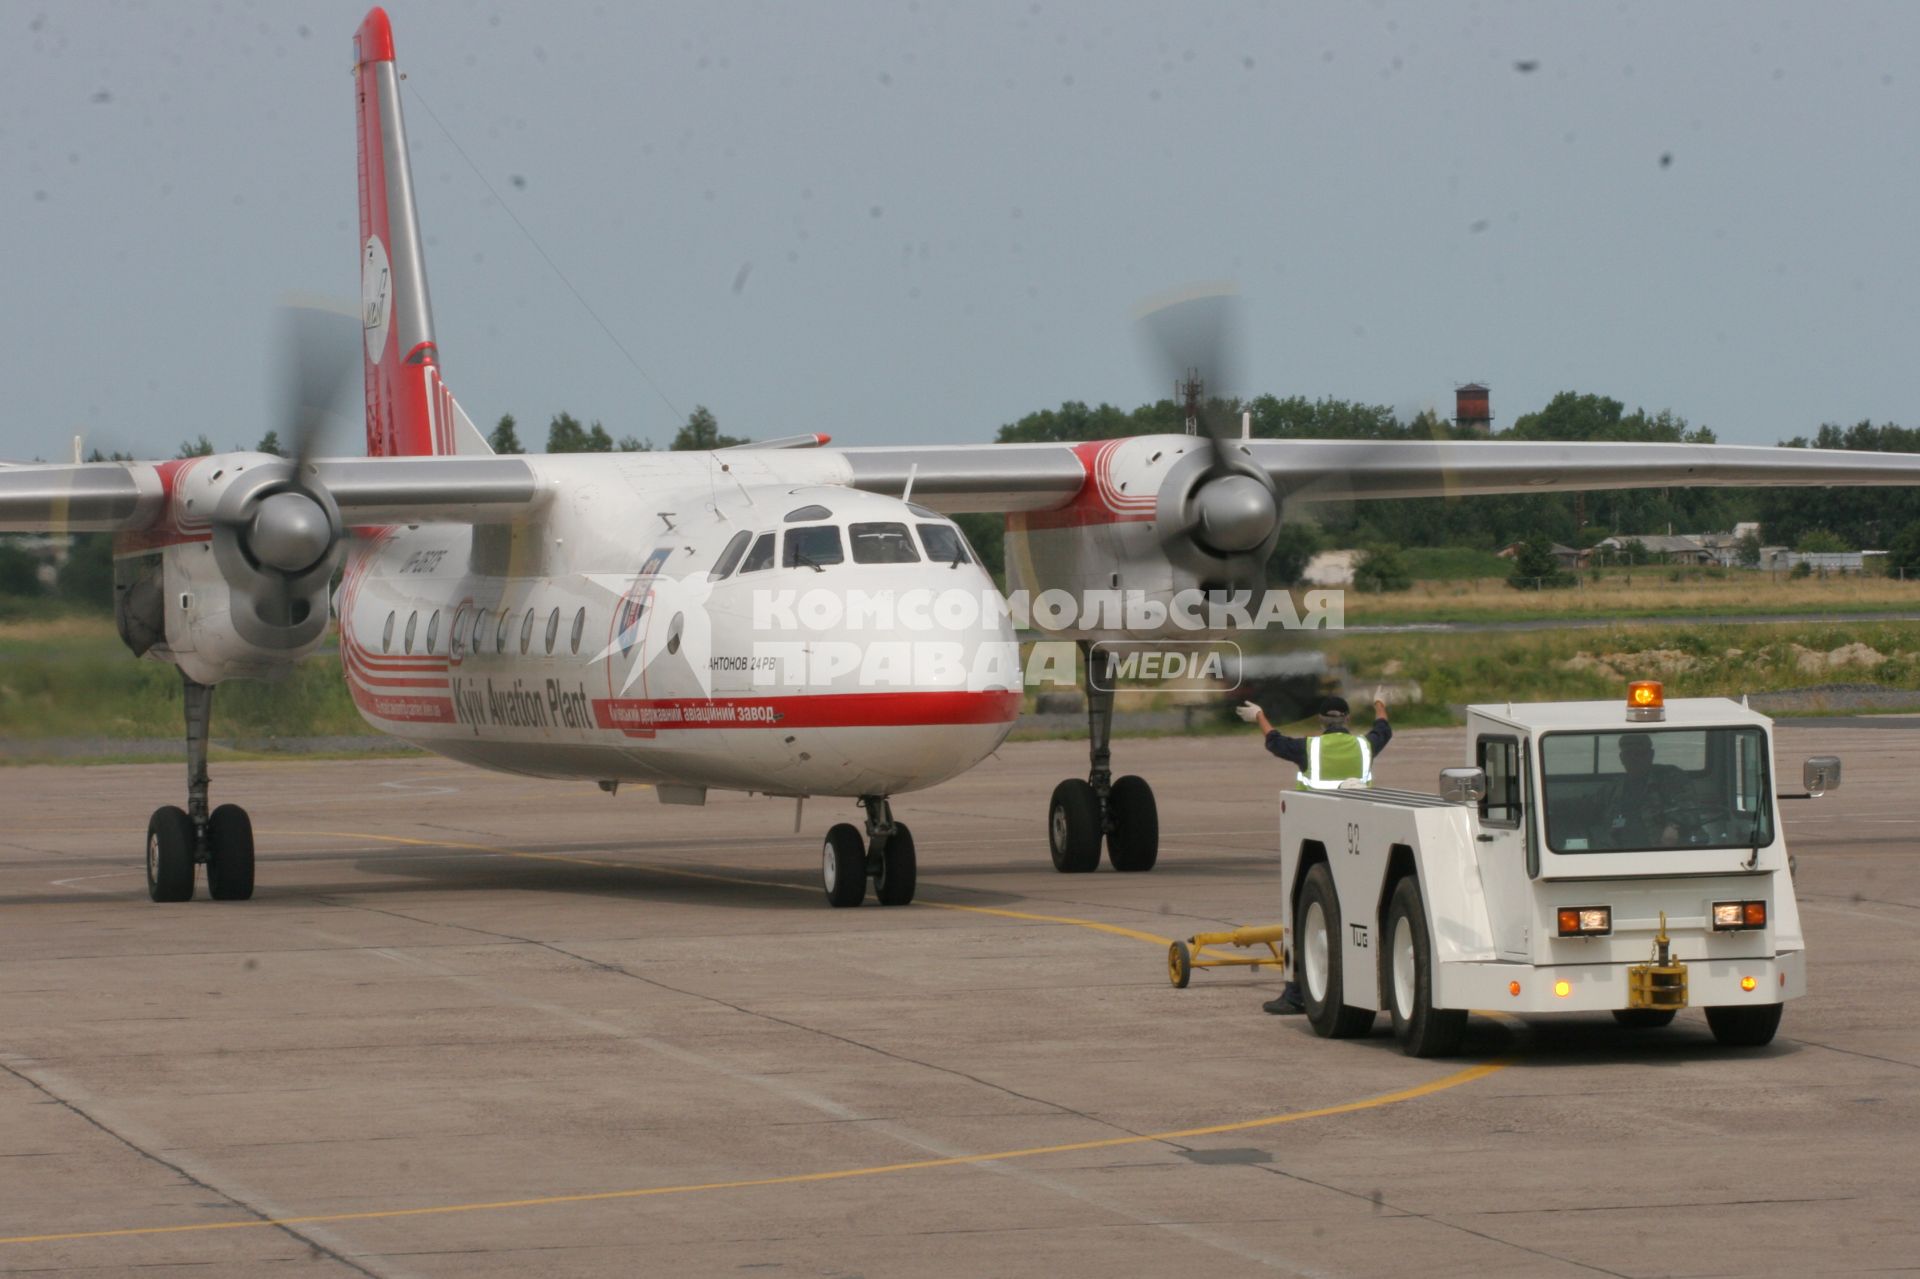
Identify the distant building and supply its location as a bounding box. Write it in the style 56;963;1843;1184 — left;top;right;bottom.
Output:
1496;541;1582;569
1764;549;1880;574
1589;534;1716;566
1301;550;1361;586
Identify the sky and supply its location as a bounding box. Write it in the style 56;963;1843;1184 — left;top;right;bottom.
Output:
3;1;1916;462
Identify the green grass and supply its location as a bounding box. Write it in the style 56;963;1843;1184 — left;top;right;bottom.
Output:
1326;620;1920;710
1396;547;1512;581
0;618;365;740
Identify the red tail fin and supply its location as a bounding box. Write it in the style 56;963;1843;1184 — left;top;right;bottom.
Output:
354;8;472;458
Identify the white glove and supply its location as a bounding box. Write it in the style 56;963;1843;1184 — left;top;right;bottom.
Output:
1236;701;1262;723
1372;684;1386;705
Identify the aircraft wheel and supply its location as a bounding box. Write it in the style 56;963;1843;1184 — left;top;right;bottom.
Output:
823;823;867;908
146;806;195;903
1105;775;1158;873
874;821;917;907
1611;1008;1677;1029
1048;779;1102;873
1385;876;1465;1057
1705;1003;1783;1047
1297;862;1375;1039
205;804;256;902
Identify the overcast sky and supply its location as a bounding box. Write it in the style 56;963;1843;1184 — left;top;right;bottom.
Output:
3;1;1915;461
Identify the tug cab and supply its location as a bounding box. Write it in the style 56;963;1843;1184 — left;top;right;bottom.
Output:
1278;682;1834;1056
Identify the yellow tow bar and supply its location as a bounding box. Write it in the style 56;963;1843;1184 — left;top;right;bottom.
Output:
1168;924;1287;988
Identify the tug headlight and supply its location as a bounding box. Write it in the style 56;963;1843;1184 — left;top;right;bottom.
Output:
1556;906;1612;937
1712;901;1767;931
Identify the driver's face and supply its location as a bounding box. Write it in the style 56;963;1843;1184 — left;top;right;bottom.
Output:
1619;738;1654;776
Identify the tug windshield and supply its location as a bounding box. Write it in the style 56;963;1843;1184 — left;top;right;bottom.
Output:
1541;727;1774;854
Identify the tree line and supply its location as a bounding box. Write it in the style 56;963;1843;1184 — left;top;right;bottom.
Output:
8;390;1920;611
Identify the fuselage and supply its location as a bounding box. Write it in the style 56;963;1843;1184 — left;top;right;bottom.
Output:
335;451;1020;798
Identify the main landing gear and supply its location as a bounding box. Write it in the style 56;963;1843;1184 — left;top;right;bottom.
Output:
822;795;917;908
145;674;255;903
1047;641;1159;875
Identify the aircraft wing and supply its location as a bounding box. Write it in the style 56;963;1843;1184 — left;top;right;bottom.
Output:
840;437;1920;513
0;455;542;533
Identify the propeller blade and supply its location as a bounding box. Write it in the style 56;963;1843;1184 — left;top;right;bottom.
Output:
273;295;362;468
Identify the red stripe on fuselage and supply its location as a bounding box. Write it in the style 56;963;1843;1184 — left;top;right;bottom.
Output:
593;689;1020;736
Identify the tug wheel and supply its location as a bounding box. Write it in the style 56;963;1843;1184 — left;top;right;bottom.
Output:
1168;941;1192;988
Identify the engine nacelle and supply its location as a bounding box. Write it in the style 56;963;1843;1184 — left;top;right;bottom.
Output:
113;453;342;685
1003;434;1280;640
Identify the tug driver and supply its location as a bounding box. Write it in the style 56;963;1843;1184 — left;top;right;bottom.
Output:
1239;689;1392;1015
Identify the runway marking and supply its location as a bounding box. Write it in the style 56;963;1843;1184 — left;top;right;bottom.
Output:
0;1060;1506;1247
1;826;1509;1252
308;830;1186;945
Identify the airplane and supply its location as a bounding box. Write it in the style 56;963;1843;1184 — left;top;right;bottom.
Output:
5;6;1920;909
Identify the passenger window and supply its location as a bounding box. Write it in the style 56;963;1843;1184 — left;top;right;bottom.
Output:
783;525;844;569
425;610;441;654
473;608;490;653
570;607;586;655
404;610;417;654
1478;736;1522;829
918;523;970;565
382;611;395;653
450;607;467;656
711;529;753;579
495;608;511;652
850;521;920;564
520;607;536;655
785;504;833;522
739;532;776;573
544;607;560;655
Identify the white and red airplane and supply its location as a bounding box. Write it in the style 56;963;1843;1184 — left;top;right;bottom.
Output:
5;8;1919;908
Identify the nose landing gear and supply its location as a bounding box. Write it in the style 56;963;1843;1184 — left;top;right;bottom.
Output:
145;674;255;903
1046;642;1160;874
821;795;917;907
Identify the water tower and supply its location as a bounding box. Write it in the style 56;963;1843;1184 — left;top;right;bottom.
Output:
1455;383;1492;435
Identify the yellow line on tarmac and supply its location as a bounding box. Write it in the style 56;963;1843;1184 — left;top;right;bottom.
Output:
0;1060;1506;1246
0;829;1509;1249
313;830;1178;944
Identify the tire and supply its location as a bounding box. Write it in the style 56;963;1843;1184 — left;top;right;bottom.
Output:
1106;775;1158;873
205;804;255;902
1384;877;1466;1057
874;821;917;907
822;823;866;908
146;806;195;903
1168;941;1192;988
1296;862;1376;1039
1048;779;1102;873
1705;1003;1783;1047
1611;1008;1677;1029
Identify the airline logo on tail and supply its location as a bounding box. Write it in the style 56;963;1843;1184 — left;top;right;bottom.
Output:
361;236;391;360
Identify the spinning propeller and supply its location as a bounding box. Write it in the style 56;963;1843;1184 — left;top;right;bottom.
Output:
1131;285;1279;587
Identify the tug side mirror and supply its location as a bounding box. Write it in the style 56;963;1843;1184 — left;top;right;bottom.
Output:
1803;756;1841;796
1439;767;1488;805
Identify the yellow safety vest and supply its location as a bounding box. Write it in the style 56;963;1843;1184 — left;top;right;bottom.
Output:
1296;732;1373;791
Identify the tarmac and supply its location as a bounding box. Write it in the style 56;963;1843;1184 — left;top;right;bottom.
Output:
1;723;1916;1276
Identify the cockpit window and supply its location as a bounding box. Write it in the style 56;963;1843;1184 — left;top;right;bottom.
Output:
917;523;970;565
739;532;776;573
785;504;832;522
711;529;753;579
849;521;921;564
783;524;844;570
